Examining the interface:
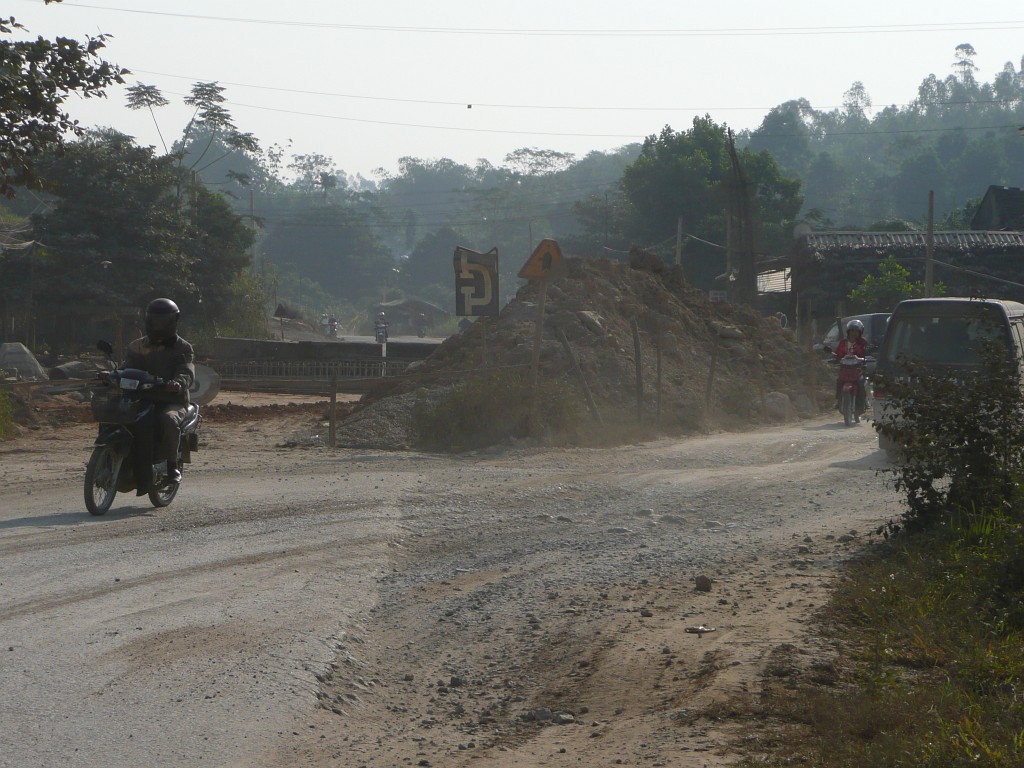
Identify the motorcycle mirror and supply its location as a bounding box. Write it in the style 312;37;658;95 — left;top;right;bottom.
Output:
97;340;114;356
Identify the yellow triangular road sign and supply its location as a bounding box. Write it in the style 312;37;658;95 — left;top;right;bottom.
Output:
519;238;566;281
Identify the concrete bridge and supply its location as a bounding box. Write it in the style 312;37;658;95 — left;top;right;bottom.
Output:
207;336;443;395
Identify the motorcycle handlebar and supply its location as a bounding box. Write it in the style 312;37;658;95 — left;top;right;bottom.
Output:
99;369;169;390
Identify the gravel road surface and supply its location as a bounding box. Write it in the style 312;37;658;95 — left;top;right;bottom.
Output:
0;408;902;767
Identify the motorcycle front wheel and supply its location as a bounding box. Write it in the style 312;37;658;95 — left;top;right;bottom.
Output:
84;444;118;515
149;482;179;508
149;454;181;508
841;391;854;427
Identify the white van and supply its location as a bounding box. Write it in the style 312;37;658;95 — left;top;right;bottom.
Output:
871;298;1024;456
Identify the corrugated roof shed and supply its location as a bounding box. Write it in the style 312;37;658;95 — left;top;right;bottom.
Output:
798;231;1024;258
970;185;1024;231
789;229;1024;318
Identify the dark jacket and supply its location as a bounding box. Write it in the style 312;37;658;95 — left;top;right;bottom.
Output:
124;335;195;406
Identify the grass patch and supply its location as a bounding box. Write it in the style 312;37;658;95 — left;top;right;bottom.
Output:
749;519;1024;767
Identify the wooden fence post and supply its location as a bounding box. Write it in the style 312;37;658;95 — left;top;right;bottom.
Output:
328;369;337;448
558;329;602;424
632;317;643;424
705;335;721;414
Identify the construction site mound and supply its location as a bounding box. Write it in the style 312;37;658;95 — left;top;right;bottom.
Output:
336;251;829;451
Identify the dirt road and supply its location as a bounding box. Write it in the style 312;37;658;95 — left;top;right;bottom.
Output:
0;405;901;767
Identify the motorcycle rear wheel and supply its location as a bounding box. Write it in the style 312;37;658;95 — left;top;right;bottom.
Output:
84;445;118;515
841;391;854;427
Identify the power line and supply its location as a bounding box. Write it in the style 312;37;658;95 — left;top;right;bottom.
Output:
152;85;1024;142
129;67;1024;115
46;4;1024;38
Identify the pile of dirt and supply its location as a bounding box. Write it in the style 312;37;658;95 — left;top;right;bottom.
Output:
203;401;350;424
1;390;92;432
339;251;829;450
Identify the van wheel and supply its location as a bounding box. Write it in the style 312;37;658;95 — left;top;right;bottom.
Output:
879;432;902;463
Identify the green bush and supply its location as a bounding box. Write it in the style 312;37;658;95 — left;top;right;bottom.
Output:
875;341;1024;528
411;370;583;452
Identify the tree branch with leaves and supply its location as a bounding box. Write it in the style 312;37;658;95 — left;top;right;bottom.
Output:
0;3;127;197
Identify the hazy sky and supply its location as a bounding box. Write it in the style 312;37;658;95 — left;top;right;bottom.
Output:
10;0;1024;181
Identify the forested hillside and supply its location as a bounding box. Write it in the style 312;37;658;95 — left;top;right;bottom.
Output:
744;44;1024;228
4;42;1023;345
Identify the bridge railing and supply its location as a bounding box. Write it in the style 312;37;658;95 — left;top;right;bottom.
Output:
212;359;410;380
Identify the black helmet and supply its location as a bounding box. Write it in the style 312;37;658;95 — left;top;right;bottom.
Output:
145;298;180;343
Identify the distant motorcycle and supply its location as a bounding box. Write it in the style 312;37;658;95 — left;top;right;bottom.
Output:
375;322;389;344
84;341;201;515
327;318;338;338
835;352;869;427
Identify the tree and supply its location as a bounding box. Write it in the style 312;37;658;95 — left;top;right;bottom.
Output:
842;81;872;125
288;153;340;199
616;118;802;291
401;226;465;290
127;81;265;198
259;205;394;306
25;129;254;338
0;4;127;197
746;99;815;175
953;43;979;85
503;148;575;176
125;82;170;153
847;256;941;312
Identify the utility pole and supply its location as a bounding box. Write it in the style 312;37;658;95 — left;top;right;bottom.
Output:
250;189;257;273
925;190;935;297
727;130;758;306
675;215;683;266
604;192;609;250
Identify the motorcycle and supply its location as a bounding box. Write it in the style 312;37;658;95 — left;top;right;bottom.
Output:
327;319;338;338
416;323;427;338
84;341;201;515
835;352;869;427
375;322;389;344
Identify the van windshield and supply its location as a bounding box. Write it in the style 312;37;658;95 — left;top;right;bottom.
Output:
883;309;1009;366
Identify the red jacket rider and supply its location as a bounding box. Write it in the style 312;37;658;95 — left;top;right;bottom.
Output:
834;321;868;414
834;335;867;359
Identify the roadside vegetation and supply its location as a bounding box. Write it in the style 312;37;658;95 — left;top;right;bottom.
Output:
0;391;14;439
749;350;1024;766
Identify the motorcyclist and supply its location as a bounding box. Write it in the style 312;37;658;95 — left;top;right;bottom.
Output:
374;311;389;341
124;298;195;490
834;318;868;415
